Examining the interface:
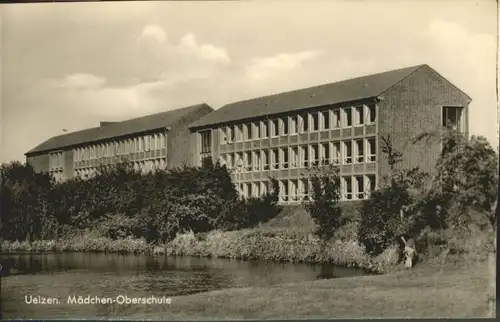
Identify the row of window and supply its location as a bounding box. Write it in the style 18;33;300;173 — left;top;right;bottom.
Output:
217;104;376;144
74;158;168;178
237;174;377;202
49;152;64;170
73;133;167;162
219;138;376;172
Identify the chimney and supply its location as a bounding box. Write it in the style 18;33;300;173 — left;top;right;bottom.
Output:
100;121;116;127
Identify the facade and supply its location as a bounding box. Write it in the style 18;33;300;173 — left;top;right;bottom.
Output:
25;103;214;181
189;64;471;204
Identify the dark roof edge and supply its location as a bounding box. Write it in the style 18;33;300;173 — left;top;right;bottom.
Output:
188;96;379;131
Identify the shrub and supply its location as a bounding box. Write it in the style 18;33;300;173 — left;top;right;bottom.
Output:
215;178;282;231
303;164;344;241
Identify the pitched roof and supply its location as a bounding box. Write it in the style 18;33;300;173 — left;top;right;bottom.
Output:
190;64;428;129
26;103;212;155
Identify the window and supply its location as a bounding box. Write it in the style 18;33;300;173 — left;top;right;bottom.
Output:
343;107;352;127
290;179;299;201
235;152;243;171
247;183;252;198
281;117;289;135
253;150;260;171
280;180;289;202
332;109;341;128
243;183;249;198
236;124;243;142
227;126;234;143
253;182;260;197
342;176;353;200
355;106;364;125
299;114;309;133
290;115;298;134
355;176;364;200
365;174;376;198
243;124;249;141
300;145;309;168
311;112;319;131
200;130;212;153
366;137;376;162
253;122;260;139
354;139;364;163
153;135;158;150
271;119;279;137
271;148;279;170
139;138;143;152
226;153;233;169
332;142;340;164
244;151;252;172
299;179;310;201
144;136;150;152
261;181;269;196
367;104;376;123
321;111;330;130
321;143;330;165
343;141;352;164
262;150;269;171
290;146;299;168
247;123;253;140
281;148;289;169
442;106;464;131
220;128;227;145
261;121;269;138
311;144;319;166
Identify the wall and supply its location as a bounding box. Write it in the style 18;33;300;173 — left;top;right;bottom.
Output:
26;154;50;173
378;65;471;179
63;149;74;180
167;104;214;168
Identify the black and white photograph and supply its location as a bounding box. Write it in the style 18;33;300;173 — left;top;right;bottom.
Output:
0;0;498;320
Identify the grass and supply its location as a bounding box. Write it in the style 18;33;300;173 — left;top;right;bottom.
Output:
1;206;494;276
119;260;490;319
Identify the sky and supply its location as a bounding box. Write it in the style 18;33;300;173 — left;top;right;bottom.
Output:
1;0;498;163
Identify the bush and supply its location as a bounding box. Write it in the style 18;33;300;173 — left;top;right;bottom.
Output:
303;164;344;241
215;178;282;231
358;182;412;255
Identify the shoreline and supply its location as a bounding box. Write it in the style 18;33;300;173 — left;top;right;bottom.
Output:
0;230;399;274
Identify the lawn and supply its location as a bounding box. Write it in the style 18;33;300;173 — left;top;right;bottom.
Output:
125;259;491;320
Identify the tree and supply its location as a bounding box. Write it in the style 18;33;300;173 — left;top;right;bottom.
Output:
302;164;343;241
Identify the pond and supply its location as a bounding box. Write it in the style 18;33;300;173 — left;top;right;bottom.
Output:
0;253;369;319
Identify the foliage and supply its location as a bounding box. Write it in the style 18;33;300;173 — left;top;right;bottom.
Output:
302;164;344;241
360;130;499;257
431;131;498;229
0;162;55;241
214;178;282;231
0;158;279;244
358;136;430;256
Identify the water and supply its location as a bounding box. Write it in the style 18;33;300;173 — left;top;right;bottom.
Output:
0;253;368;319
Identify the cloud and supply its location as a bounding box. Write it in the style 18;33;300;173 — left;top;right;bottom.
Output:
425;19;496;145
138;25;167;43
177;33;231;65
54;73;106;90
245;50;322;81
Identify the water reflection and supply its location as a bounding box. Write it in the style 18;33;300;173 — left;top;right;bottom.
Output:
1;253;369;319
